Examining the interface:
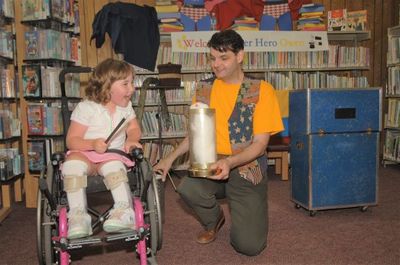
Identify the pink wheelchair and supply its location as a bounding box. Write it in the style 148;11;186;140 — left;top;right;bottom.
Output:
36;67;164;265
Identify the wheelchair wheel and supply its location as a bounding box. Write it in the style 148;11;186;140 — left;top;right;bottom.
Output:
138;159;164;254
147;172;164;253
37;163;57;265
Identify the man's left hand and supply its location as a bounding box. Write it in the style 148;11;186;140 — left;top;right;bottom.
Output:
208;158;232;180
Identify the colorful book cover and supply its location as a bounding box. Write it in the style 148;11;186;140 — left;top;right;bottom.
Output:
51;0;64;20
346;10;367;31
21;0;39;20
27;103;44;135
24;30;40;59
22;64;41;97
328;9;347;31
27;139;46;173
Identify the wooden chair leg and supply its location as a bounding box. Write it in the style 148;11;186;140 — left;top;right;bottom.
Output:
14;179;23;202
281;152;289;181
267;151;289;181
275;157;282;174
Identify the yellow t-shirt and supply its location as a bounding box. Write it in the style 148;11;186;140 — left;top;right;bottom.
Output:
209;79;284;155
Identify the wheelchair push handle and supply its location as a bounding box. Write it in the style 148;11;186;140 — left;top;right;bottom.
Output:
59;66;93;84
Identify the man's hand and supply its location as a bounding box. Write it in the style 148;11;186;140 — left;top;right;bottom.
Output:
153;157;174;182
208;157;232;180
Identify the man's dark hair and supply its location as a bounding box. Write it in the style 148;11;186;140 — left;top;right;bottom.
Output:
207;29;244;54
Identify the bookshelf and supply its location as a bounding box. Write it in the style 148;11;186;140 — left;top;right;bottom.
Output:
131;31;372;174
0;0;24;222
383;25;400;165
15;0;80;207
137;31;371;91
132;77;191;168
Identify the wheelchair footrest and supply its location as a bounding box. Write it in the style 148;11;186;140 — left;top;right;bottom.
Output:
68;236;103;249
105;231;140;243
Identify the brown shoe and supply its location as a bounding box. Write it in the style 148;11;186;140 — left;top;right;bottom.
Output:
196;211;225;244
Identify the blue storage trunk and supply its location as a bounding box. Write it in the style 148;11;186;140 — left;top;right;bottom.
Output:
289;88;381;215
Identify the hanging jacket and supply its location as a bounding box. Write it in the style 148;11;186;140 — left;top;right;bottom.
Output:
91;2;160;71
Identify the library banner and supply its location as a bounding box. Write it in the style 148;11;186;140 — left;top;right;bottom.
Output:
170;31;328;53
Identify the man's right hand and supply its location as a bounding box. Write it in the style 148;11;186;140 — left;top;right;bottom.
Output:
153;158;174;182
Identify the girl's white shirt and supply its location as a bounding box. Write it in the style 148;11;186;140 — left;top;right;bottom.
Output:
71;100;135;150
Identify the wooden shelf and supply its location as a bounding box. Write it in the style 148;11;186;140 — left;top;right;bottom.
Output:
0;207;12;223
0;177;23;223
133;101;191;107
0;136;22;143
142;134;186;140
327;31;371;41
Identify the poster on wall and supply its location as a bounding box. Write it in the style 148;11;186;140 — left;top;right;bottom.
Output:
170;31;329;53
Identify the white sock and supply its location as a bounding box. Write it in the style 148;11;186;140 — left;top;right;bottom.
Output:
99;161;133;209
67;188;87;212
111;182;133;209
62;160;89;213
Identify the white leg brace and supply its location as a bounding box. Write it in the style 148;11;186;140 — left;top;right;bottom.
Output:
62;160;89;210
99;160;132;208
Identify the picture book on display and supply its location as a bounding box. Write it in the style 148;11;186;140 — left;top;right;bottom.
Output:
24;30;39;59
27;103;44;135
347;10;367;31
27;139;46;173
328;9;347;31
27;138;53;173
22;64;41;97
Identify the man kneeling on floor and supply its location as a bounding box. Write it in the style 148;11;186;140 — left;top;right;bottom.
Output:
154;30;284;256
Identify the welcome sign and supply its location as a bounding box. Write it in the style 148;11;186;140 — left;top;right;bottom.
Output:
170;31;329;53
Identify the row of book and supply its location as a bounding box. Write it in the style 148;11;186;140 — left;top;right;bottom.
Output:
142;140;189;170
22;64;81;98
328;9;367;32
383;130;400;163
21;0;78;27
387;66;400;96
134;71;369;92
26;103;64;135
25;29;79;62
151;44;370;73
386;99;400;129
297;3;325;31
0;148;23;182
238;45;370;69
0;0;14;18
387;36;400;65
132;85;193;104
0;31;13;60
231;17;259;31
0;109;20;139
0;67;15;98
265;71;369;90
156;3;184;32
141;110;187;139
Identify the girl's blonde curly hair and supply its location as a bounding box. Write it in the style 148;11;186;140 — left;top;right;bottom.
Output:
85;58;134;104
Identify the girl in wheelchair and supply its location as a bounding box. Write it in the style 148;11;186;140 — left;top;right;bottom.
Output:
62;58;142;239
